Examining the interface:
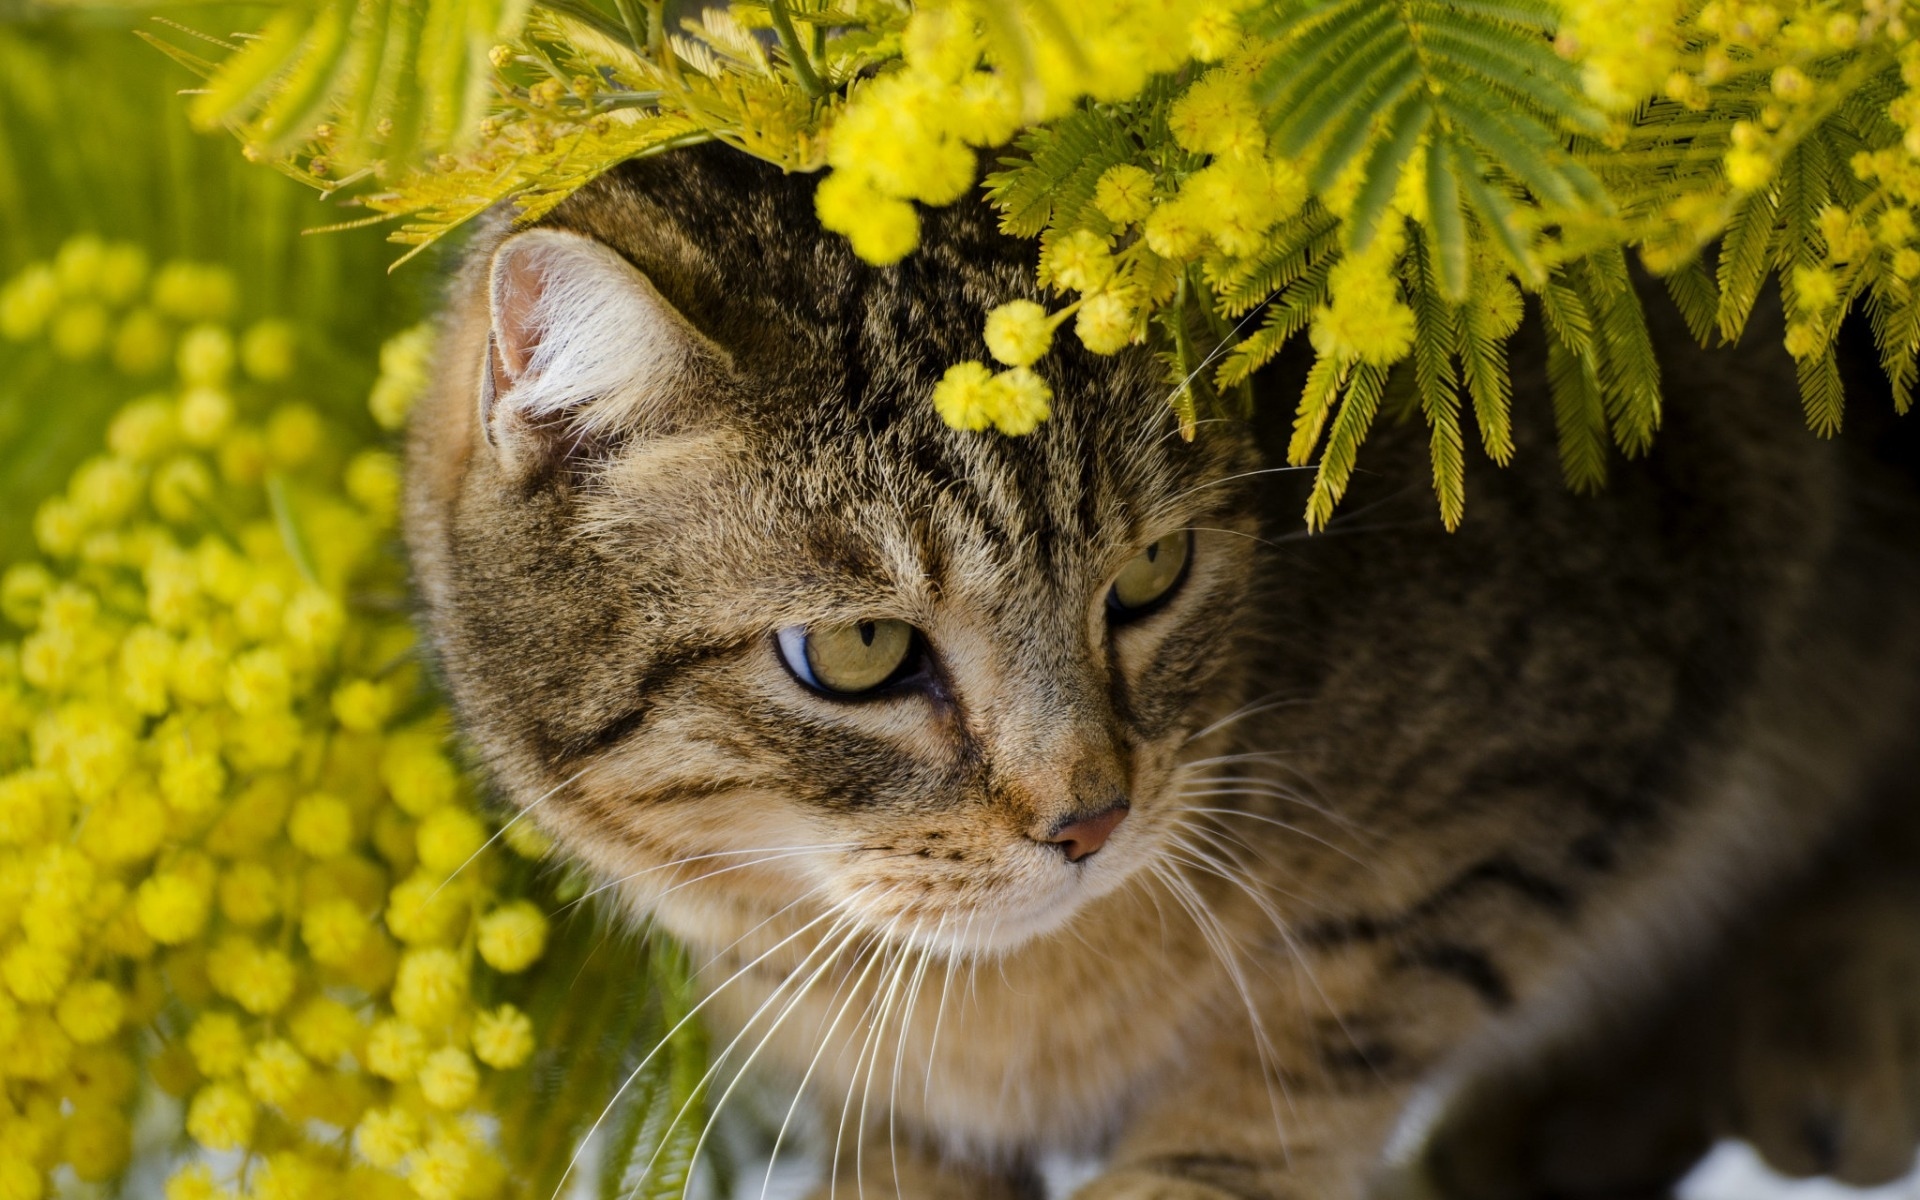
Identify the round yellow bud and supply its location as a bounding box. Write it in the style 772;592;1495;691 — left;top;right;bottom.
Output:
54;234;108;295
83;781;168;865
50;303;110;361
477;901;549;973
219;861;283;927
472;1004;535;1069
9;1009;73;1079
1;563;54;628
393;946;466;1026
3;940;71;1004
32;497;84;560
266;403;322;467
112;308;172;376
382;733;458;816
1075;292;1135;355
986;367;1053;436
983;300;1054;368
233;578;284;642
931;361;998;433
288;995;361;1063
137;871;212;944
1791;264;1840;313
118;624;177;716
98;243;149;305
62;1105;131;1182
302;897;373;967
418;1046;479;1109
1143;199;1206;260
1725;148;1773;191
225;944;297;1015
1;264;60;342
165;1165;220;1200
409;1135;474;1200
416;807;486;875
0;770;56;846
1046;230;1115;294
817;173;921;267
188;1010;250;1077
344;450;402;519
289;792;355;859
1880;207;1915;247
177;387;234;447
283;587;344;653
69;456;143;525
244;1037;312;1107
225;646;291;716
241;319;297;381
159;742;225;816
1784;320;1824;359
150;455;215;525
364;1017;426;1081
385;871;464;944
354;1105;421;1168
176;324;234;385
500;817;553;860
1771;65;1812;101
186;1081;255;1151
330;679;393;733
55;979;124;1043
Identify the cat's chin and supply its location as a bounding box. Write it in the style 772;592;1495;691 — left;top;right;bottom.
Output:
829;849;1146;961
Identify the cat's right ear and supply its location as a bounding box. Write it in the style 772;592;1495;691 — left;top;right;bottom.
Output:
481;228;724;474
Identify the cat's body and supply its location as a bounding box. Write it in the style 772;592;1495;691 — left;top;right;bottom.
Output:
406;146;1920;1200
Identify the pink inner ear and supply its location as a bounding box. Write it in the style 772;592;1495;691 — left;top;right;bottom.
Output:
492;248;551;384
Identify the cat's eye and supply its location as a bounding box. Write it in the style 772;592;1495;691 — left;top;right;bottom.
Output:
777;619;918;696
1107;530;1192;621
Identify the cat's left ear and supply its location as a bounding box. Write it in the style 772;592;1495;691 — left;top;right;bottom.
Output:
481;227;725;470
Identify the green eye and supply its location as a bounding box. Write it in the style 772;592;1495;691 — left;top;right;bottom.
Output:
1107;530;1191;620
777;619;917;695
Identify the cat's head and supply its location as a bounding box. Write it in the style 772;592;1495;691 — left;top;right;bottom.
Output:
408;147;1263;955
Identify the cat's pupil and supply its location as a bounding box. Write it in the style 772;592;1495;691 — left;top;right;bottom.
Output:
1146;544;1159;562
859;622;875;646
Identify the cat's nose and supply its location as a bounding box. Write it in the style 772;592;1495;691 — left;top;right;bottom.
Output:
1041;802;1129;862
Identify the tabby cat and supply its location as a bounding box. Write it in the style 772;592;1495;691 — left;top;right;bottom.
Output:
406;145;1920;1200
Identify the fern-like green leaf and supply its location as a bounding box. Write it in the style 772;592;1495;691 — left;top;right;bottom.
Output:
1305;360;1389;530
1288;350;1347;466
984;111;1137;238
1410;232;1466;527
1254;0;1603;266
1204;205;1339;316
1868;284;1920;415
1663;259;1721;347
1216;255;1334;389
1580;248;1663;456
1544;322;1609;492
1797;346;1846;436
1717;185;1782;341
1458;291;1516;465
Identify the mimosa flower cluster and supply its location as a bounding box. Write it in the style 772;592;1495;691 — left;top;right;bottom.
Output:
166;0;1920;514
0;239;556;1200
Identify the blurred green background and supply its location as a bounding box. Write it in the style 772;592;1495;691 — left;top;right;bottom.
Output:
0;4;439;559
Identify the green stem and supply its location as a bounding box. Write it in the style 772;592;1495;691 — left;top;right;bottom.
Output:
769;0;826;98
610;0;649;52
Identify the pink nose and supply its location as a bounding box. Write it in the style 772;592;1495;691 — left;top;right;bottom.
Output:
1045;803;1128;862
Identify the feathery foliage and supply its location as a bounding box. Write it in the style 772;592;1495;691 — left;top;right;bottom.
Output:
79;0;1920;527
